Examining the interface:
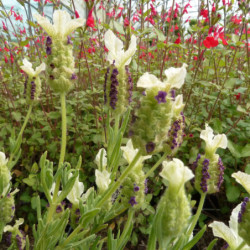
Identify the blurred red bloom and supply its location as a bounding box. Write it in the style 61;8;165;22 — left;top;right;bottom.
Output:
203;36;218;48
124;17;130;27
86;9;95;28
75;10;80;18
2;21;7;31
235;93;240;100
10;53;14;64
200;9;208;18
4;55;8;63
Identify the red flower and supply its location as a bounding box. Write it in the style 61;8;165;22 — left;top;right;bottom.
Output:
219;33;228;45
174;34;181;44
10;53;14;64
86;9;95;28
124;17;130;27
200;9;208;18
2;21;7;31
4;55;8;63
203;36;218;48
75;10;80;19
235;93;240;100
193;56;198;60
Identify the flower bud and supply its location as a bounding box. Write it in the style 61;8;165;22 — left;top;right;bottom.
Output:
194;154;225;194
95;170;111;194
156;159;194;240
0;193;15;225
238;197;250;246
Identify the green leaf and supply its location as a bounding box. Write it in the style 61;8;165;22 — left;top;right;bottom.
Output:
113;21;125;35
12;112;21;122
154;28;166;41
226;185;241;202
227;140;242;158
207;239;218;250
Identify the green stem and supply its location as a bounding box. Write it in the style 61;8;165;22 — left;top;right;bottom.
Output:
187;193;206;236
46;92;67;223
59;92;67;167
62;151;141;247
9;104;33;164
145;151;168;178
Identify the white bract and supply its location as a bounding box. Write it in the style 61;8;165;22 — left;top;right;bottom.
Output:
4;218;24;233
209;203;250;249
0;151;8;167
164;63;188;89
200;124;227;155
121;139;151;165
232;171;250;194
173;94;185;116
104;29;137;68
67;175;85;205
95;169;111;193
34;10;85;38
137;64;187;91
20;59;46;78
94;148;107;170
160;158;194;192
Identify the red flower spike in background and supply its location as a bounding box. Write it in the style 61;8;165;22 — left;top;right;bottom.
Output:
75;10;80;19
124;17;130;27
203;36;219;48
234;93;240;100
10;53;14;64
86;9;95;28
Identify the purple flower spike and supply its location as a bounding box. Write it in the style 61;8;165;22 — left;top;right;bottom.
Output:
192;153;201;172
67;35;73;45
46;36;52;46
46;46;52;55
30;81;36;100
125;66;133;103
217;158;225;190
200;158;210;193
71;73;77;80
146;142;155;153
155;91;167;104
16;234;23;250
238;197;249;223
129;196;138;207
144;179;149;194
109;68;119;109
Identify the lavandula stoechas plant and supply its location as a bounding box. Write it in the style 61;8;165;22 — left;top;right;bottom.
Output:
194;124;228;194
104;29;137;116
130;64;187;155
150;159;194;248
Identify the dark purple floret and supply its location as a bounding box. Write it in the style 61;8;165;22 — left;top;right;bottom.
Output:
128;130;134;137
155;91;167;104
46;46;52;55
146;142;155;153
49;75;54;80
125;66;133;103
134;184;140;192
192;153;201;172
6;233;12;246
238;197;249;223
61;201;66;206
71;73;77;80
7;193;11;198
67;35;73;45
200;158;210;193
11;205;15;211
109;68;119;109
142;91;146;96
68;203;72;209
16;234;22;250
50;63;55;69
170;89;176;101
46;36;52;46
217;158;225;190
30;81;36;100
56;205;63;213
75;208;80;216
221;243;229;249
104;67;110;104
129;196;137;207
144;179;149;194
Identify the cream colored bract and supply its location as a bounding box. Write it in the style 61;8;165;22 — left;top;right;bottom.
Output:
20;59;46;78
34;10;85;38
232;171;250;194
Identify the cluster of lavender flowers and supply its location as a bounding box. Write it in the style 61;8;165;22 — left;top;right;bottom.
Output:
217;158;225;190
109;68;119;109
128;183;140;207
238;197;249;223
46;36;52;56
125;66;133;104
200;159;210;193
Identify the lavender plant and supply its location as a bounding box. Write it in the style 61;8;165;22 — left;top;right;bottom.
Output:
1;5;249;250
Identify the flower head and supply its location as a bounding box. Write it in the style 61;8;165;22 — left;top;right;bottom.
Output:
20;59;46;78
104;29;137;68
0;151;8;167
4;218;24;233
200;124;227;155
34;10;85;39
121;139;151;165
209;203;250;249
94;148;107;170
66;175;84;205
160;158;194;192
95;170;111;193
